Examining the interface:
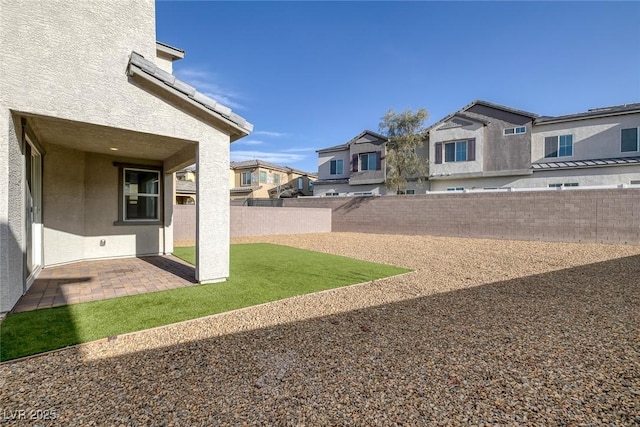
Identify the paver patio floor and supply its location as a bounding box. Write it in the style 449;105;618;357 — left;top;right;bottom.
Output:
12;255;196;313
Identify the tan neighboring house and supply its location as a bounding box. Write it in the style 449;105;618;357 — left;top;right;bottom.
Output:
230;160;317;200
0;0;252;313
175;167;196;205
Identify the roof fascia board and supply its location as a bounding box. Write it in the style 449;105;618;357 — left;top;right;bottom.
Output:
535;109;640;125
128;62;251;141
156;41;185;60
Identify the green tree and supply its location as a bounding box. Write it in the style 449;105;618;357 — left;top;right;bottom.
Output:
379;108;429;194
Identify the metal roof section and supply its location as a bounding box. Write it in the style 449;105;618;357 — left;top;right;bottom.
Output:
230;185;262;193
175;180;196;194
230;159;317;178
316;143;349;153
127;52;253;139
313;178;350;185
532;156;640;170
535;103;640;125
156;41;185;60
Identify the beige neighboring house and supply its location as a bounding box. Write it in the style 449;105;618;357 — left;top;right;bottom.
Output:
175;167;196;205
0;0;252;313
230;160;317;200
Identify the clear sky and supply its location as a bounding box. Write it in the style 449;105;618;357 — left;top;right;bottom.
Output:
156;1;640;174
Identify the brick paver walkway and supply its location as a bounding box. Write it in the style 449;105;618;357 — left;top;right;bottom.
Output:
12;256;196;313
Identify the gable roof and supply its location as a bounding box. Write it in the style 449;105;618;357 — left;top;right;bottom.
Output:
230;159;317;178
535;103;640;125
427;99;538;132
317;129;388;153
127;52;253;140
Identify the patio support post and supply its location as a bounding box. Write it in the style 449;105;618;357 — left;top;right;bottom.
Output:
163;172;174;255
195;139;230;283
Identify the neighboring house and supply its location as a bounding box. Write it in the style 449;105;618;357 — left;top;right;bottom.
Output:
428;100;640;191
229;160;317;200
175;167;196;204
0;1;252;313
428;100;538;191
314;130;391;196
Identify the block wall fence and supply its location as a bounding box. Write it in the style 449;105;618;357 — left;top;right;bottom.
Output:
173;189;640;246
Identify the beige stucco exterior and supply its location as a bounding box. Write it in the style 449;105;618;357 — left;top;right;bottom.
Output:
0;0;251;312
230;162;316;200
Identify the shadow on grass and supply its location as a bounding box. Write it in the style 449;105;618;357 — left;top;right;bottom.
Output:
1;254;639;425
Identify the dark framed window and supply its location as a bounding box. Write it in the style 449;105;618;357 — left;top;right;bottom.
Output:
113;163;163;225
621;128;639;152
360;153;378;171
330;159;343;175
445;140;467;162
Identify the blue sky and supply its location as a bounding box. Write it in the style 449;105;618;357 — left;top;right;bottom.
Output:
156;1;640;173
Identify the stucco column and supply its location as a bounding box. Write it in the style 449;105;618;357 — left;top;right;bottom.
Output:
195;138;230;283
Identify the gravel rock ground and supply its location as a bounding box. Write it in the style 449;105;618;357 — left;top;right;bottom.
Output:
1;233;639;426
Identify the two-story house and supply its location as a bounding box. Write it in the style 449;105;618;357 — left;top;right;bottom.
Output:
428;100;538;191
428;100;640;190
314;130;399;196
229;160;317;200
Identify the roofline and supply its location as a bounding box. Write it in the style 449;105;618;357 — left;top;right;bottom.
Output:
127;52;252;141
534;107;640;125
156;41;185;60
468;100;539;119
230;159;317;177
316;129;389;153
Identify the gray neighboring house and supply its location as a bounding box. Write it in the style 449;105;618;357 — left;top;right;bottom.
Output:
0;0;252;313
314;130;391;196
428;100;640;191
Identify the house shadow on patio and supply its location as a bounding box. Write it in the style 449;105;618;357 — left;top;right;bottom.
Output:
2;253;639;425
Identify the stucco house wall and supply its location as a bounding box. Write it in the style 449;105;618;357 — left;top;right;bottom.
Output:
532;113;640;163
429;121;485;176
318;149;350;180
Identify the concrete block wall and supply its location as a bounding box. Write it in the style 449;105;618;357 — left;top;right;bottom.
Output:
172;205;332;246
282;189;640;245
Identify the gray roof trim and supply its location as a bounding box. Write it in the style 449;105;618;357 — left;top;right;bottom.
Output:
532;156;640;170
534;103;640;125
348;178;385;185
127;52;253;139
175;180;196;194
429;169;533;181
156;41;185;60
230;185;262;193
316;129;389;153
316;143;349;154
230;159;317;178
427;100;538;132
313;178;349;185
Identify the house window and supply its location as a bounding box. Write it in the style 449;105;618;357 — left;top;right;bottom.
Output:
630;180;640;185
445;141;467;162
308;181;314;192
330;159;343;175
360;153;378;171
241;171;251;186
259;171;267;183
447;187;464;191
298;177;304;189
544;134;573;158
504;126;526;135
326;192;339;196
549;183;578;188
274;173;281;186
621;128;639;152
124;168;160;221
406;189;415;195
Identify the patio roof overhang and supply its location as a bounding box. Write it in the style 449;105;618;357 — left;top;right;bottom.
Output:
14;111;197;174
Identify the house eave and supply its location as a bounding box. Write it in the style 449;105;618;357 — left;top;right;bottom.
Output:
429;169;533;181
156;41;185;60
127;52;253;142
535;109;640;125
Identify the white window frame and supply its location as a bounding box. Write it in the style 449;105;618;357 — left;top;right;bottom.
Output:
446;187;464;191
123;168;160;222
621;127;640;153
326;192;339;196
241;171;251;186
330;159;343;175
504;126;526;136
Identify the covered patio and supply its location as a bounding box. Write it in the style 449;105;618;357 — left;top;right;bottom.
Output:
11;255;196;313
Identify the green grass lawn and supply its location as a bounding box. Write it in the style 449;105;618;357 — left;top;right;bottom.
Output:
0;243;409;361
